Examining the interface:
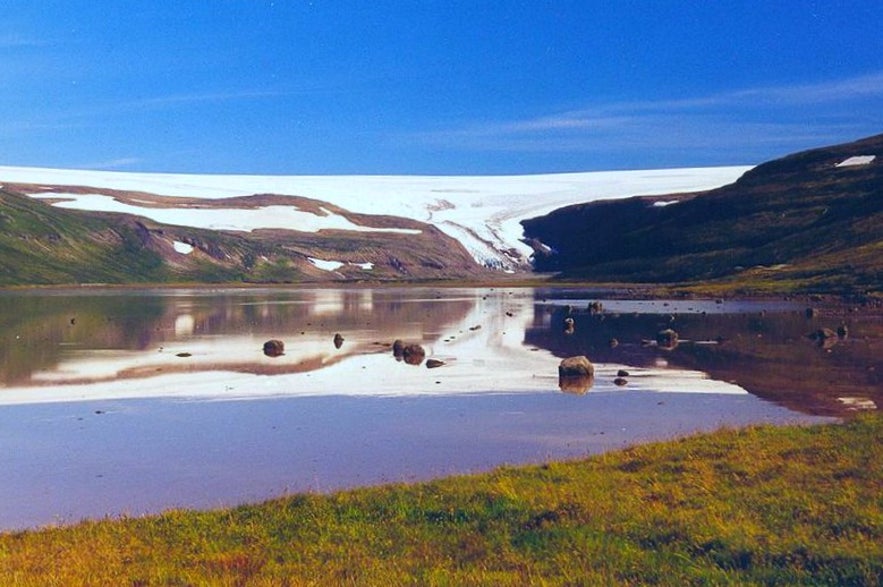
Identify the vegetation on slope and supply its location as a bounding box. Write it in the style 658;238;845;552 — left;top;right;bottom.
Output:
0;189;171;285
523;133;883;295
1;415;880;585
0;188;485;286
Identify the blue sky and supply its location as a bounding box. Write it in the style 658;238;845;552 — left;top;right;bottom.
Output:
2;1;883;175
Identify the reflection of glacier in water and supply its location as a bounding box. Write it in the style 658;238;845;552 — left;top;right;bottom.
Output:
0;287;837;531
1;288;750;404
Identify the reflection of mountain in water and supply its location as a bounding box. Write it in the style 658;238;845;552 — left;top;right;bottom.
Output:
525;300;883;416
0;289;475;386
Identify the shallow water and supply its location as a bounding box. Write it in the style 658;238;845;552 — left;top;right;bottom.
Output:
2;286;875;530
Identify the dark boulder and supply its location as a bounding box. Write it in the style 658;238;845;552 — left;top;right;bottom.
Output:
426;359;445;369
402;344;426;366
333;333;345;349
392;339;405;360
263;339;285;357
656;329;679;349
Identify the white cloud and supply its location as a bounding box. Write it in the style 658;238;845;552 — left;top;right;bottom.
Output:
407;71;883;157
127;89;286;109
0;34;48;49
75;157;143;170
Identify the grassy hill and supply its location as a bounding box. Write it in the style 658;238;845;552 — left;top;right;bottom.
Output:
0;187;484;286
522;133;883;295
0;188;173;285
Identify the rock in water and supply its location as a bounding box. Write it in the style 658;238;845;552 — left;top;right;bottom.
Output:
263;339;285;357
402;344;426;366
656;329;679;349
558;356;594;377
559;375;594;394
333;333;345;349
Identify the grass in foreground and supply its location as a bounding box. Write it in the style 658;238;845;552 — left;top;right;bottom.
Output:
1;416;880;586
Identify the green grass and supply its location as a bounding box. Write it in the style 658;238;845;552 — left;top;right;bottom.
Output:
1;415;880;585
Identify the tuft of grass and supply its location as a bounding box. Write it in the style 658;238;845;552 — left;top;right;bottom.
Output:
1;414;880;585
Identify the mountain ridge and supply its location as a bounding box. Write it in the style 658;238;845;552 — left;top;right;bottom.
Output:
521;133;883;295
0;187;484;285
5;132;882;294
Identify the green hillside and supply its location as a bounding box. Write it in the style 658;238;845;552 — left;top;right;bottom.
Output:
522;133;883;295
0;188;173;285
0;187;484;286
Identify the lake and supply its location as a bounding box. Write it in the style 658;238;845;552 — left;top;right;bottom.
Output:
2;286;878;531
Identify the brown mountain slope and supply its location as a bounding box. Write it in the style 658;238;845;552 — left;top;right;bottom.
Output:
0;186;487;286
522;133;883;294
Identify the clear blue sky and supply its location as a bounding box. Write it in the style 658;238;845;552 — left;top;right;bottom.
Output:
2;1;883;175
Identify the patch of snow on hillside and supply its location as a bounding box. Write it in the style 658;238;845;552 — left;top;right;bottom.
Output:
308;257;345;272
652;200;680;207
1;165;752;269
835;155;876;167
27;192;421;234
172;241;194;255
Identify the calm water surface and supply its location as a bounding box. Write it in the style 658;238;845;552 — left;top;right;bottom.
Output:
2;286;870;530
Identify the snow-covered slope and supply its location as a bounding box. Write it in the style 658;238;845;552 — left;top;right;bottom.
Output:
0;165;752;269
